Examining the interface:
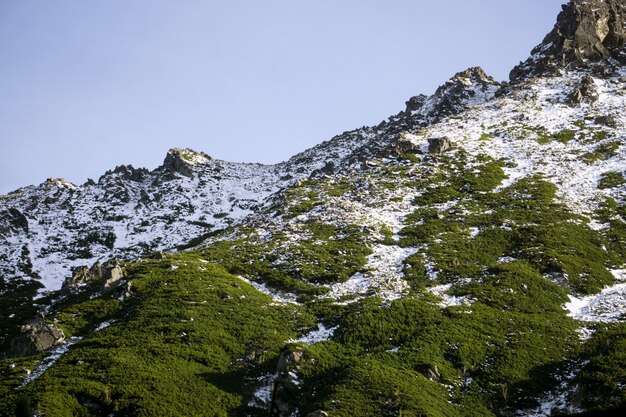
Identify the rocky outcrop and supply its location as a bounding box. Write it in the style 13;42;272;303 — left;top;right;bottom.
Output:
0;208;29;235
62;259;125;293
568;75;600;104
394;132;423;154
10;317;65;357
405;67;500;121
270;348;304;417
511;0;626;81
428;137;452;154
162;148;211;179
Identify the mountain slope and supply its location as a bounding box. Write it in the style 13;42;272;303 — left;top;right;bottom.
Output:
1;1;626;416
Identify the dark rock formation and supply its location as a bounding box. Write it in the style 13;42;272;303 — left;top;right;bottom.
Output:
595;114;618;127
0;208;29;235
62;259;125;293
394;133;421;154
162;148;211;179
270;348;304;417
404;94;427;114
405;67;500;121
511;0;626;81
568;75;600;104
10;317;65;357
428;137;452;154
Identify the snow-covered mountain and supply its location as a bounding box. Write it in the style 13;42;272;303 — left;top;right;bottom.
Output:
1;1;626;416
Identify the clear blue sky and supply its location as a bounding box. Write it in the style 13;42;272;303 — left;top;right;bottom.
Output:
0;0;564;194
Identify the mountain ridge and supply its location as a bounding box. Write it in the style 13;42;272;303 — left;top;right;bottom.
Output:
1;1;626;416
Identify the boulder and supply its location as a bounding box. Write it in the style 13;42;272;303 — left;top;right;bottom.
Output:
568;75;600;104
269;348;305;417
61;258;125;293
101;259;125;292
10;318;65;357
595;114;618;127
62;265;95;290
162;148;211;179
428;137;452;154
394;133;422;154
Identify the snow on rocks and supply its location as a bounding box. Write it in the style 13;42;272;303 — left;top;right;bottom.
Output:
564;269;626;323
429;283;474;308
329;244;417;302
290;323;337;345
19;336;82;387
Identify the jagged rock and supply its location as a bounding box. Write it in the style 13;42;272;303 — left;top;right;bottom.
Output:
61;259;125;293
10;318;65;357
568;75;600;104
270;348;305;417
101;259;125;292
511;0;626;81
428;137;452;154
62;265;95;290
595;114;618;127
404;94;427;114
394;132;422;154
0;208;29;235
163;148;211;179
406;67;500;121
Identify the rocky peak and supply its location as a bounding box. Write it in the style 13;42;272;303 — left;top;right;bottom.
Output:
511;0;626;81
405;67;500;121
162;148;211;179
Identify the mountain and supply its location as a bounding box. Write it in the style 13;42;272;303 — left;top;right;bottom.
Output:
1;0;626;416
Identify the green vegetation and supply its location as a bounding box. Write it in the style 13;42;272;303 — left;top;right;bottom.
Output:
0;254;315;417
400;151;620;295
1;144;625;416
598;171;626;189
582;140;621;163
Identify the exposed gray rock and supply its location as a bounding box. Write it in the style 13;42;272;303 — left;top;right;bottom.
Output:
428;137;452;154
101;259;125;292
404;94;427;114
162;148;211;179
62;265;95;290
595;114;618;127
511;0;626;81
406;67;500;121
270;348;305;417
0;208;29;235
394;133;421;154
10;318;65;357
61;259;125;293
568;75;600;104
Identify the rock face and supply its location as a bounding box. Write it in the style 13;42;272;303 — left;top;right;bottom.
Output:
569;75;600;104
428;137;452;154
62;259;125;293
405;67;500;121
394;132;422;154
270;348;304;417
511;0;626;81
10;318;65;357
163;148;211;179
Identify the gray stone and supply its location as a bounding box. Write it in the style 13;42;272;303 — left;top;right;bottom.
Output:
568;75;600;104
595;114;618;127
511;0;626;81
428;137;452;154
394;134;420;154
10;318;65;357
101;259;125;292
